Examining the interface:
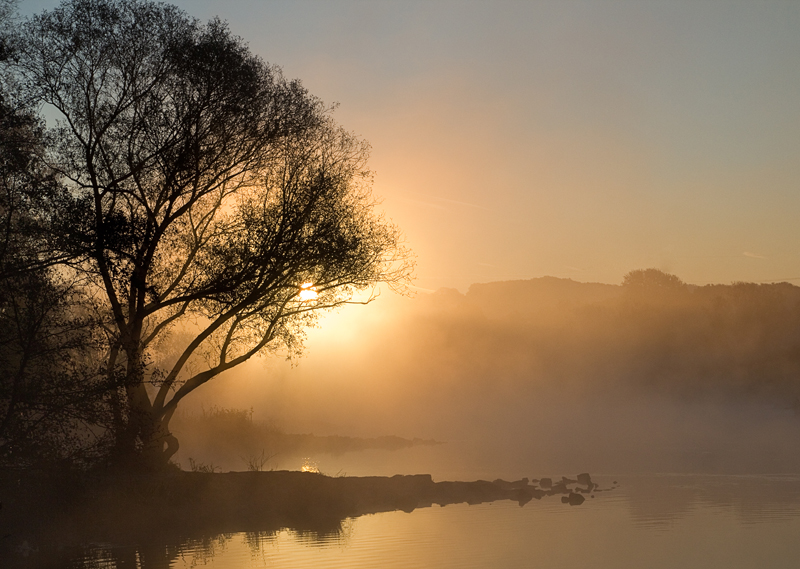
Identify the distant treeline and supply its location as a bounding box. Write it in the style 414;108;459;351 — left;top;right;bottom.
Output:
417;269;800;404
171;407;440;472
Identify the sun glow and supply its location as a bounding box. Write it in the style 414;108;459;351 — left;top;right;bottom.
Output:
300;458;319;473
298;282;319;302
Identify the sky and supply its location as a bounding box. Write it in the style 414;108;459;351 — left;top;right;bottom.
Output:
20;0;800;291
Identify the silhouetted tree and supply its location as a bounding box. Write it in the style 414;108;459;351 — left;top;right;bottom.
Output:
0;260;112;468
622;269;685;291
10;0;411;467
0;0;15;62
0;14;112;467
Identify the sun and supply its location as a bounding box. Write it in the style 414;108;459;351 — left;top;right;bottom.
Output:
298;282;319;302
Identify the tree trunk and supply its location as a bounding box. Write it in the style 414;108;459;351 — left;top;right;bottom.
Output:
140;410;180;466
111;407;180;470
110;346;180;469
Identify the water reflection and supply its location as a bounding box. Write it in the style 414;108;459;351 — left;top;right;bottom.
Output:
5;474;800;568
57;475;800;569
623;474;800;527
0;470;607;569
59;527;357;569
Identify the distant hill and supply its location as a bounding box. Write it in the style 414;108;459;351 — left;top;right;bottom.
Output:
412;273;800;404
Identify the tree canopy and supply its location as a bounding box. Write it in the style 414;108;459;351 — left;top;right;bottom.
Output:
622;269;685;291
1;0;411;468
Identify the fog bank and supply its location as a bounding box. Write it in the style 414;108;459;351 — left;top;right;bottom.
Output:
182;273;800;475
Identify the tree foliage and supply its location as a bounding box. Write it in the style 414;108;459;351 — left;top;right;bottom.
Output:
0;27;110;467
2;0;411;468
622;268;685;291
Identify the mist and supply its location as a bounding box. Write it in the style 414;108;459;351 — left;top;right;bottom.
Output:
175;270;800;477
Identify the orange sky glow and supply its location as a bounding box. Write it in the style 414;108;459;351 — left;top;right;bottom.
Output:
24;0;800;291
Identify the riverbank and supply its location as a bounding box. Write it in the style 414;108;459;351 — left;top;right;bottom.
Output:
0;471;596;539
0;470;598;565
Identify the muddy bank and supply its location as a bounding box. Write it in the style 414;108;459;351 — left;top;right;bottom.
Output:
0;470;601;566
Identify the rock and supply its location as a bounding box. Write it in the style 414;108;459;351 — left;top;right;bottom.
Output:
561;492;585;506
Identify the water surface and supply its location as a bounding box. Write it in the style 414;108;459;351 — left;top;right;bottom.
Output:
67;474;800;569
